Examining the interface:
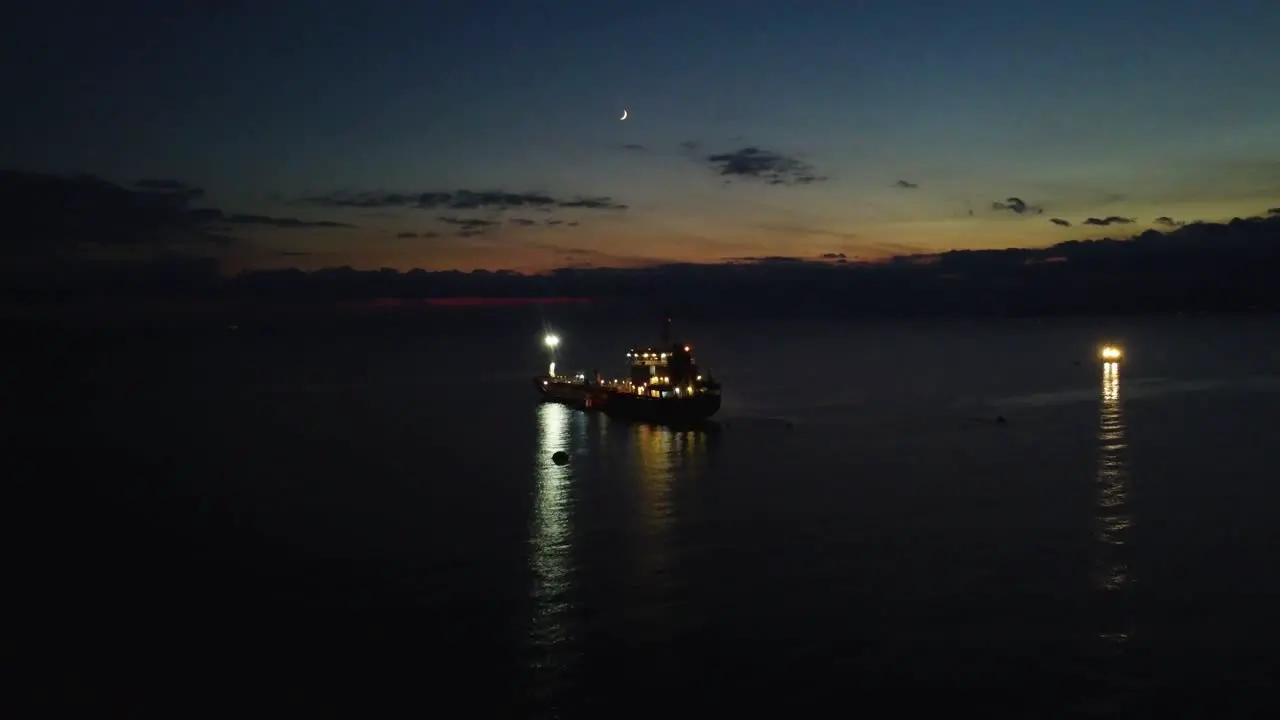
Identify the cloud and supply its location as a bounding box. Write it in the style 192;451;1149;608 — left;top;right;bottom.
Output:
727;255;809;263
1049;218;1072;227
397;232;418;238
438;215;499;237
297;188;623;237
448;191;555;211
1082;216;1135;226
436;214;579;237
438;216;498;229
10;210;1280;319
298;189;625;212
892;180;919;189
135;179;205;200
621;143;645;151
1153;216;1185;228
991;197;1043;215
704;147;826;186
0;170;350;261
222;214;353;229
556;197;627;210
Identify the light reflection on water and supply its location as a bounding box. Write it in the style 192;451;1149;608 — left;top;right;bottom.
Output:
627;424;712;640
1095;362;1131;599
524;407;718;707
633;423;676;589
527;402;581;700
1089;360;1134;708
631;424;714;562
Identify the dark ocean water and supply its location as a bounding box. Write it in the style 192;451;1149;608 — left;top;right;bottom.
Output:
13;313;1280;715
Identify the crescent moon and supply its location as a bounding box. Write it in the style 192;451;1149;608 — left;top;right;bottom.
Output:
620;109;628;121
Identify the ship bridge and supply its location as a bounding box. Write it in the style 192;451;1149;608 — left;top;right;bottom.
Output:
625;343;705;395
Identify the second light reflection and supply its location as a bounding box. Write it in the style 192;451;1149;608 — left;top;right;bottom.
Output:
629;424;712;643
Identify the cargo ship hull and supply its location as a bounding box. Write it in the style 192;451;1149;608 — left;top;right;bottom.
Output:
532;376;603;409
533;376;720;422
596;389;721;423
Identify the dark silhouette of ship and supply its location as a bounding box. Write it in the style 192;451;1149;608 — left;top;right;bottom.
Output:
532;315;722;423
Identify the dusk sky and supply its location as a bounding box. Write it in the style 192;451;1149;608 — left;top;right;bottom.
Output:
4;0;1279;274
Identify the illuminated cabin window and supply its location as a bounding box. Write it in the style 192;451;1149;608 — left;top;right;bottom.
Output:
650;390;661;398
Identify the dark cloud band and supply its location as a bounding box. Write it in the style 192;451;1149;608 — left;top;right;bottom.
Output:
703;146;826;186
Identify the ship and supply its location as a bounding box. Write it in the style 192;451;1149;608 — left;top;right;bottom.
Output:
532;316;722;423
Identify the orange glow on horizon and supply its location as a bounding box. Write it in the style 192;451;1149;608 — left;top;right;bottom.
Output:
225;193;1273;275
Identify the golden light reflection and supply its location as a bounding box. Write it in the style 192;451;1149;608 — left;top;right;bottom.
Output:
633;423;676;584
527;402;580;688
629;423;712;635
1094;360;1133;650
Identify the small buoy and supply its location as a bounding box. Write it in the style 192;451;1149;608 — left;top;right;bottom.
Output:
551;451;569;465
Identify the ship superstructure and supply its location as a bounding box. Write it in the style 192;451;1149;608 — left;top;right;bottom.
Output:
532;316;721;423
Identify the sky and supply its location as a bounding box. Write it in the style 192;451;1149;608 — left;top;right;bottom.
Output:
2;0;1279;274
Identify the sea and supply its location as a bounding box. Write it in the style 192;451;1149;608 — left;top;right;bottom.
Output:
13;311;1280;716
